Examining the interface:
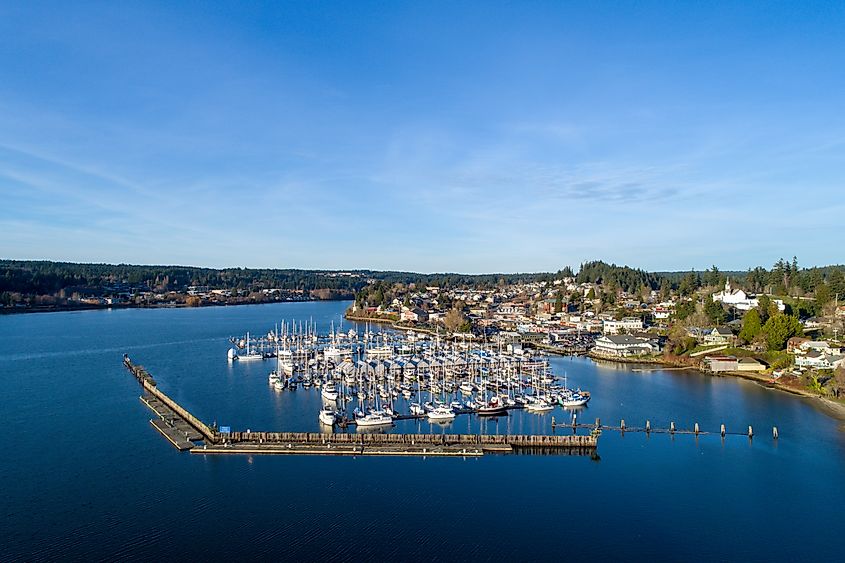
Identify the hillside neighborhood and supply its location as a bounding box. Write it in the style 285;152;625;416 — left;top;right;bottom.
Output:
347;267;845;398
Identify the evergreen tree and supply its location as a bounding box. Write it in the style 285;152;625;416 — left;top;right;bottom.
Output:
704;296;728;325
761;314;803;351
739;309;762;343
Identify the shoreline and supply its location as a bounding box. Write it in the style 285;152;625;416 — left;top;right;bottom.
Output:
587;351;845;423
0;297;351;317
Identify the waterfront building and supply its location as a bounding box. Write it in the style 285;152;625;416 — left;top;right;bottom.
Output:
593;335;660;357
704;355;739;372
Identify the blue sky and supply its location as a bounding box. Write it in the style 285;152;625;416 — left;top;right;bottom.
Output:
1;1;843;273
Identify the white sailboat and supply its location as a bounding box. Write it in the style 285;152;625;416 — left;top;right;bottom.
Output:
239;332;263;361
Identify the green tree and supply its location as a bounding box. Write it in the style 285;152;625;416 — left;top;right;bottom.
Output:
675;300;696;321
757;294;772;325
739;308;762;343
704;296;728;325
554;291;563;313
678;271;700;296
762;314;803;351
815;282;832;308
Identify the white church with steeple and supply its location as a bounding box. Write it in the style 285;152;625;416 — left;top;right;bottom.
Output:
712;279;786;313
712;278;759;311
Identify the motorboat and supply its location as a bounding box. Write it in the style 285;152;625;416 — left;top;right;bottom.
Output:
319;409;337;426
427;405;456;422
356;412;394;427
477;397;508;416
321;382;339;401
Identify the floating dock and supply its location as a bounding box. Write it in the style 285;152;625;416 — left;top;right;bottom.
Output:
124;355;598;457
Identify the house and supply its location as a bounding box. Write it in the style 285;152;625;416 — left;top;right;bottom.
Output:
401;307;429;323
703;327;735;346
787;337;811;353
593;335;661;357
602;317;644;335
497;303;529;316
653;307;672;320
799;341;837;354
795;351;845;369
803;317;823;330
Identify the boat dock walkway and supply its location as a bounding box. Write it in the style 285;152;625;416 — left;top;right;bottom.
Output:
552;416;780;440
124;355;598;457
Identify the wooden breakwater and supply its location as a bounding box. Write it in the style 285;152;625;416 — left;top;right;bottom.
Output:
123;355;597;456
197;431;596;457
124;355;217;443
213;430;595;448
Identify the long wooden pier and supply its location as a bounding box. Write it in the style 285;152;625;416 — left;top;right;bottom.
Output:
123;355;598;457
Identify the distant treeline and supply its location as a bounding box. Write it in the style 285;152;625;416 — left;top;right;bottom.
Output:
2;258;844;303
0;260;555;298
0;260;365;295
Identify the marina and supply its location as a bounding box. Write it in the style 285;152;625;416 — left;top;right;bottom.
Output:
228;320;593;428
125;354;598;456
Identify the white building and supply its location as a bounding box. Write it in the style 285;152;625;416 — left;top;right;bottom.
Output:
712;279;759;311
602;317;644;335
593;335;660;357
713;279;786;312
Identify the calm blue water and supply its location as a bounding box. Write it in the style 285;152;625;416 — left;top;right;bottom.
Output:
2;301;845;561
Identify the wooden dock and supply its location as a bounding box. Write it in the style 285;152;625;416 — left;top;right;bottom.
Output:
551;416;779;440
123;355;598;457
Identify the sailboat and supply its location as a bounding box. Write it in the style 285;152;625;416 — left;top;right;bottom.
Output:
239;332;263;361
